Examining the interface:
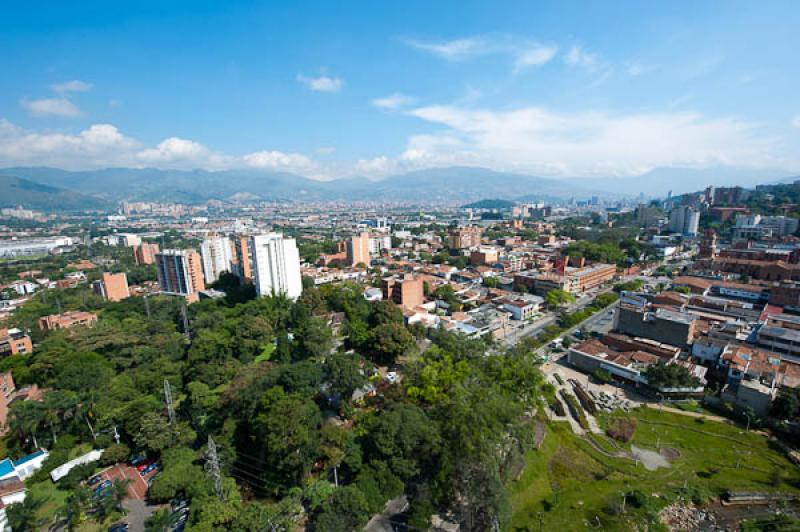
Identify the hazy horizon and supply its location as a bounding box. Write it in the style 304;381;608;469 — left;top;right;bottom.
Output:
2;1;800;183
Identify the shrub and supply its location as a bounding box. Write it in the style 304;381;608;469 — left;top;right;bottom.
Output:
593;369;611;384
606;417;637;443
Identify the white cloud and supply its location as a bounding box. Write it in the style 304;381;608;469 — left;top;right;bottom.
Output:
0;119;330;176
0;120;138;168
20;97;81;118
625;61;654;77
355;155;398;176
137;137;212;165
316;146;336;155
513;45;558;73
50;80;93;93
371;93;416;110
406;35;557;73
792;115;800;129
399;103;786;177
404;37;492;61
564;45;598;69
244;150;316;173
297;74;343;93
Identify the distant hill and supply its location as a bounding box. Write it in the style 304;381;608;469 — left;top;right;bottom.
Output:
2;164;792;204
358;167;605;202
571;166;794;197
0;166;602;203
0;174;108;211
461;199;516;209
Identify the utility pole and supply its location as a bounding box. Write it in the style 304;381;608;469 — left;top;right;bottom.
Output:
181;303;191;342
205;436;225;502
164;379;176;425
113;425;120;445
143;294;151;319
55;297;62;314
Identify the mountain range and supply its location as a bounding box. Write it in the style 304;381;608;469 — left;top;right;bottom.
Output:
0;175;109;212
0;165;795;209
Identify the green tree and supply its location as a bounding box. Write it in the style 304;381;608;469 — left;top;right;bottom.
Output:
295;317;333;359
145;508;181;532
148;447;207;502
368;323;415;366
645;362;700;390
251;386;321;490
134;412;177;453
360;403;442;480
312;486;372;532
369;300;404;327
545;289;576;309
7;495;46;532
325;352;367;401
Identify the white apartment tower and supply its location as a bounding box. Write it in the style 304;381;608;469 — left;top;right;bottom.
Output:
249;233;303;300
200;235;233;285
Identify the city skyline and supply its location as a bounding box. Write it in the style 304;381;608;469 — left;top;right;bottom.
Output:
1;1;799;181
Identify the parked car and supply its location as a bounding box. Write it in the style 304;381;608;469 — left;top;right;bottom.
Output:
141;463;158;475
87;475;103;486
171;499;188;512
129;455;146;466
94;480;112;493
109;524;129;532
136;459;155;472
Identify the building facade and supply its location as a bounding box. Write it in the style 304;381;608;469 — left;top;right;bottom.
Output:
448;227;482;249
155;249;206;302
250;233;303;300
346;232;371;267
133;242;160;265
92;272;130;302
200;235;233;285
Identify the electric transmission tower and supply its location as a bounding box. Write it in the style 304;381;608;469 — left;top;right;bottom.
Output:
205;436;225;501
163;379;176;425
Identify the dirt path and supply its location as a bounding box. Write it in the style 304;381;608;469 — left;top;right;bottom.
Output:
643;403;731;424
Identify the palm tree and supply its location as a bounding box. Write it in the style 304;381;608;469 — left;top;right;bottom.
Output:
7;495;47;531
6;400;46;450
145;508;180;531
58;486;91;531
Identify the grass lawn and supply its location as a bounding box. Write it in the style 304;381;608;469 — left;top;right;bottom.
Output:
28;480;68;526
509;408;800;531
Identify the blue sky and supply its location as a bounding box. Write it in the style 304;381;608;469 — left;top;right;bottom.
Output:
1;0;799;179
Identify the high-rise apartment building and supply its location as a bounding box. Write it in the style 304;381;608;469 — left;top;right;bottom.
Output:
249;233;302;299
200;235;233;285
346;232;371;267
155;249;206;302
230;236;253;283
382;274;424;309
92;272;130;302
133;242;160;265
668;206;700;236
368;234;392;255
448;227;482;249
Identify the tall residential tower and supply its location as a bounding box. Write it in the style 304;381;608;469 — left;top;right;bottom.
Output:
249;233;302;299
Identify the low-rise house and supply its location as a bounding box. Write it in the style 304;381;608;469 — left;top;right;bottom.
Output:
756;313;800;362
567;338;706;391
0;328;32;357
0;371;44;433
0;477;26;506
495;294;543;320
0;450;49;481
615;303;697;349
38;310;98;331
